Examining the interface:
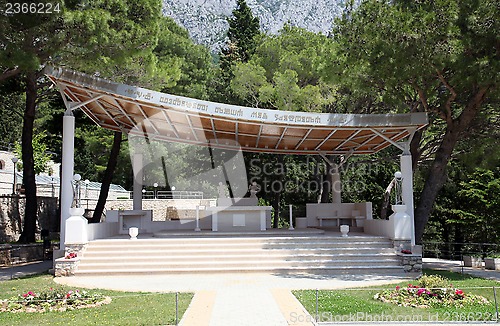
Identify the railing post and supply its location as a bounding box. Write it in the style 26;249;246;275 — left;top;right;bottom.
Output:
175;292;179;326
315;288;319;323
493;286;499;322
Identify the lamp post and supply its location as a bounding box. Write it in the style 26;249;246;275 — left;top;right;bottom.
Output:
153;182;158;199
84;179;90;208
171;186;176;199
11;157;18;195
142;188;146;199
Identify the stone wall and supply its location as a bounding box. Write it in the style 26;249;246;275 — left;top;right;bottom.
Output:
105;199;216;221
398;253;422;273
0;243;47;266
0;195;58;242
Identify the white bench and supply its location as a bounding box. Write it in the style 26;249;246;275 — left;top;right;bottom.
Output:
317;210;364;227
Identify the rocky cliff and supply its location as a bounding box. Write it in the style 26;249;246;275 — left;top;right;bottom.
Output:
162;0;347;51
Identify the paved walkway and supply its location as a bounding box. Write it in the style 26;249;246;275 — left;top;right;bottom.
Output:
0;260;52;281
423;257;500;281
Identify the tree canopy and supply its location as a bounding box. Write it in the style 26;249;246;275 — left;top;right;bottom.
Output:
330;0;499;243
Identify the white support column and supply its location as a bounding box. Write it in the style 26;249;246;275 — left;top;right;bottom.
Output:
60;114;76;251
212;212;218;232
132;153;143;211
331;168;342;204
400;151;415;246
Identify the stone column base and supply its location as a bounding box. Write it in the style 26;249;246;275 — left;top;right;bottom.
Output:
54;243;87;277
397;253;422;273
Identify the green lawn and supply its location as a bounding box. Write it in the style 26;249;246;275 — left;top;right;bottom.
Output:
0;273;193;326
293;270;500;323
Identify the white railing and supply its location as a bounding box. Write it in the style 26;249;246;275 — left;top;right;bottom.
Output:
131;190;204;200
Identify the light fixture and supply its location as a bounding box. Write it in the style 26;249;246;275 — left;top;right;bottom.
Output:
11;157;18;195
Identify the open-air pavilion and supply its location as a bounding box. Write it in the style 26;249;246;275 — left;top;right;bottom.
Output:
45;67;427;276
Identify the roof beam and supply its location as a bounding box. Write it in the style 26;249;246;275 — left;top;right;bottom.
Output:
294;129;313;150
210;118;219;145
274;127;288;149
333;130;362;152
134;103;160;136
186;115;199;142
369;128;405;151
160;110;180;139
255;125;263;148
315;129;338;151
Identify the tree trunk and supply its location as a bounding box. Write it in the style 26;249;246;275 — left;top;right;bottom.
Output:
18;73;38;243
414;87;489;243
320;154;337;203
414;127;461;243
91;131;122;223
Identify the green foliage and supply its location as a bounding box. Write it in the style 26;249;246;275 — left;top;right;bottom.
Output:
62;0;163;80
418;275;451;289
14;132;51;175
341;151;399;218
156;17;213;99
0;80;23;145
331;0;499;242
223;0;260;64
429;166;500;245
231;26;337;111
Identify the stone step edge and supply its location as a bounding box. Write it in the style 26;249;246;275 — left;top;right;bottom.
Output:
77;258;401;267
74;265;404;274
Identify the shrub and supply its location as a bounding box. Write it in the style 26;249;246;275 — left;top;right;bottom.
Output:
374;275;489;308
418;274;450;289
1;288;109;313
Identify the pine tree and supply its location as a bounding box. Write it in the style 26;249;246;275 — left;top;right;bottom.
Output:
215;0;260;104
224;0;260;64
219;0;260;77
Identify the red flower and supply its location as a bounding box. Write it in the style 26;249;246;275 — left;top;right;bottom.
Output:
396;286;400;290
455;289;464;296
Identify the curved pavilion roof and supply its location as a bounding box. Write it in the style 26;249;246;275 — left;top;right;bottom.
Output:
45;67;427;155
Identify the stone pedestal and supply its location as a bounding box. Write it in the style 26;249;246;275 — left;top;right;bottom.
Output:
397;253;422;273
65;207;88;244
390;205;411;240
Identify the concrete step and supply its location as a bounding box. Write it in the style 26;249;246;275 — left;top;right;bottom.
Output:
90;235;390;245
82;248;396;258
79;253;399;263
85;241;394;252
76;259;401;271
74;265;404;275
75;234;403;275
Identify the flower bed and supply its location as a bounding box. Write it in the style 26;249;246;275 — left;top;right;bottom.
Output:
374;275;489;308
1;288;111;313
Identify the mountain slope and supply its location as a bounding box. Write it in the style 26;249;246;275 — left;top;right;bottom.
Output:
162;0;347;51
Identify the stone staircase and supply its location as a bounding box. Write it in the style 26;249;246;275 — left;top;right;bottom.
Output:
74;234;403;275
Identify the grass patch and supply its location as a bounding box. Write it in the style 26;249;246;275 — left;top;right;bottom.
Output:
293;269;499;322
0;274;193;325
